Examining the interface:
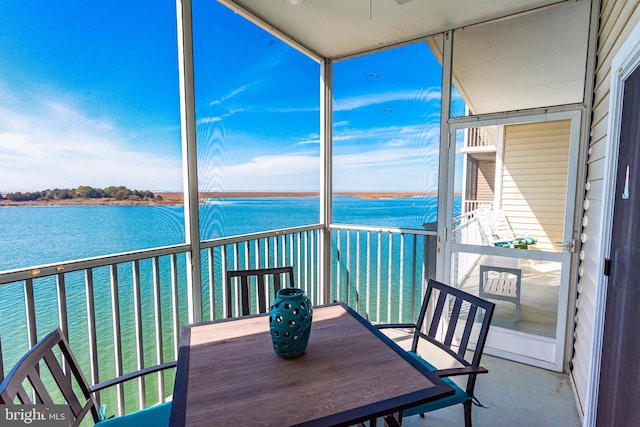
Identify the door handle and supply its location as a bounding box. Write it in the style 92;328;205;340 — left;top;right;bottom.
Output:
556;239;575;253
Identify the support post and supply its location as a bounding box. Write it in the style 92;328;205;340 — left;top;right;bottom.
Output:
176;0;202;323
320;59;333;305
436;31;454;283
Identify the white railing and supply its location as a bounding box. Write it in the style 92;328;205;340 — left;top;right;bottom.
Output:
199;225;322;318
462;199;494;215
465;127;494;148
451;210;485;288
330;224;437;324
0;224;321;417
0;222;434;416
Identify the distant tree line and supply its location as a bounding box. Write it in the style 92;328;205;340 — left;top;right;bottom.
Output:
0;186;162;202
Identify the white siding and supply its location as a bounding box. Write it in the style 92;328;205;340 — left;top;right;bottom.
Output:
501;121;571;252
573;0;640;416
477;160;495;201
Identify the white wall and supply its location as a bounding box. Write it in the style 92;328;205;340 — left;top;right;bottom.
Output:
501;120;571;252
575;0;640;423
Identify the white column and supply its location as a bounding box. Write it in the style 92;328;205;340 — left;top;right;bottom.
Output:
319;59;333;304
176;0;202;322
437;31;454;283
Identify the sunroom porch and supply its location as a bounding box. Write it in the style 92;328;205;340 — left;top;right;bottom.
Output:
0;0;605;424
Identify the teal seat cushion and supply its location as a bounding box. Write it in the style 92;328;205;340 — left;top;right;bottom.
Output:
492;239;512;247
512;236;536;245
95;402;171;427
403;352;469;417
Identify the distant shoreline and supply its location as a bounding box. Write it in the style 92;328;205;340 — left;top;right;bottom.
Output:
0;191;440;206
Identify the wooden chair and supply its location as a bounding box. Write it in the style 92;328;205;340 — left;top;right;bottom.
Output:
225;266;295;317
0;328;176;427
376;279;495;427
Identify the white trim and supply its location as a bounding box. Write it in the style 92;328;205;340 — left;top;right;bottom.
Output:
319;60;333;305
486;327;559;371
585;18;640;427
436;31;453;283
448;108;581;131
494;125;505;208
217;0;323;63
176;0;202;323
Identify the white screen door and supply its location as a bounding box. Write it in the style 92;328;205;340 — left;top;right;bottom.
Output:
443;112;580;371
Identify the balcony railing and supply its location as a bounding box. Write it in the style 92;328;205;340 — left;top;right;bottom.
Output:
331;224;436;324
0;223;433;416
465;127;494;148
462;199;494;215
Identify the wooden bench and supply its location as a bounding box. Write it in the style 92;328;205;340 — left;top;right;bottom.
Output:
479;256;522;321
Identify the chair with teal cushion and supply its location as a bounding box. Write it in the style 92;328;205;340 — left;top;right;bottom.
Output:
0;328;175;427
376;279;495;427
97;401;172;427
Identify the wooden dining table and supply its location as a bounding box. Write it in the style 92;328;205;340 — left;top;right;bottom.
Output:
168;302;453;427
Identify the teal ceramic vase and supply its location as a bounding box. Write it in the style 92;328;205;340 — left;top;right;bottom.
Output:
269;288;312;359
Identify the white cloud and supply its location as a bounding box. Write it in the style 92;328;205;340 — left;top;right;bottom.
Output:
197;116;223;124
335;145;439;168
217;154;320;191
0;89;182;192
295;134;320;146
293;122;440;148
334;122;440;146
209;84;251;106
214;136;441;192
334;88;441;111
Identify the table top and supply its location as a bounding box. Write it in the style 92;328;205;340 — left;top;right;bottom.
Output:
169;303;453;427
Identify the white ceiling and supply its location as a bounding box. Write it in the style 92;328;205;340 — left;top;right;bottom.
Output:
218;0;572;60
216;0;592;114
445;0;591;114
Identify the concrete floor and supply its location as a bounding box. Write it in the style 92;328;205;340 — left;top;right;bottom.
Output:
381;328;582;427
399;354;581;427
460;258;561;338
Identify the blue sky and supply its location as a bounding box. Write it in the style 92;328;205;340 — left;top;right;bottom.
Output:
0;0;444;193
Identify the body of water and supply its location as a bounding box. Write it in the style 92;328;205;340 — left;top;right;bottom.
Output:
0;195;454;414
0;195;444;272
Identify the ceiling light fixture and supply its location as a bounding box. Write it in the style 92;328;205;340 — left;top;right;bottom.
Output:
283;0;305;5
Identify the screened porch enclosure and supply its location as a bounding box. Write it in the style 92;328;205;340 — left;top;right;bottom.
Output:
0;0;599;423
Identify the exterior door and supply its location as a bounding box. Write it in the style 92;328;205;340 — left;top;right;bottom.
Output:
596;63;640;426
443;113;580;371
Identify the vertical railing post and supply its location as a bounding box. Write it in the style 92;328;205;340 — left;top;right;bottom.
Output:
84;269;99;397
109;265;124;415
24;278;37;349
423;223;438;284
131;260;146;409
176;0;202;323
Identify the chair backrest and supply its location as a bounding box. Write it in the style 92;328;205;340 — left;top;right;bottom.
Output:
0;328;99;427
476;207;521;246
488;209;517;241
411;279;495;393
225;266;295;317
